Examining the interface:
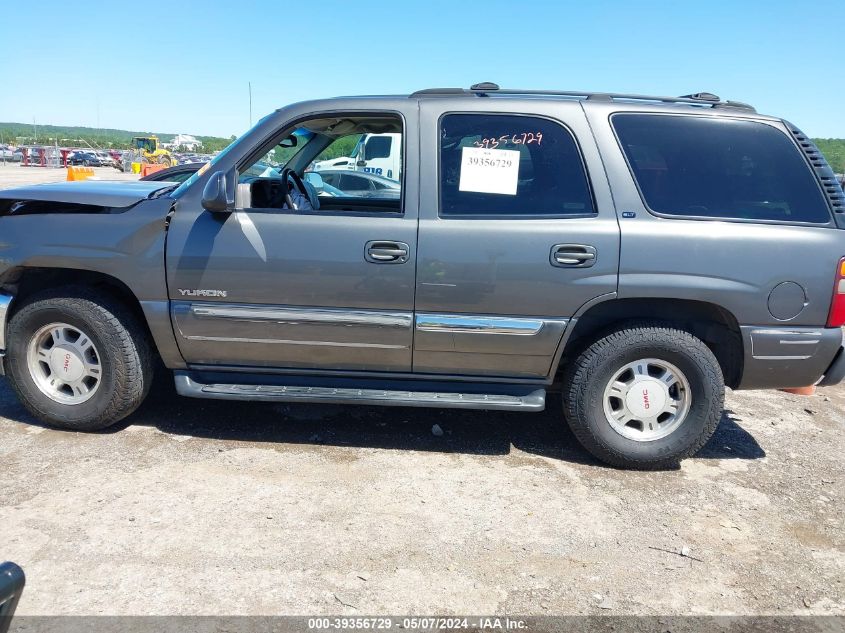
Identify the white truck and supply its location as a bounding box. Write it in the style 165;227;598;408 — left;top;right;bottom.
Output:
313;133;401;181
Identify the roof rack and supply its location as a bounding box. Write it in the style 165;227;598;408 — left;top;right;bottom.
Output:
409;83;756;112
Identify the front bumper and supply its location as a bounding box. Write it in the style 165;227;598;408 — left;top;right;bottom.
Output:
738;325;844;389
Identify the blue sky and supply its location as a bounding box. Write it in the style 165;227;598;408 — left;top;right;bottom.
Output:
3;0;843;138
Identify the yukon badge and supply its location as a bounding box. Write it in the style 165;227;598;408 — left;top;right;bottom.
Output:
178;289;228;298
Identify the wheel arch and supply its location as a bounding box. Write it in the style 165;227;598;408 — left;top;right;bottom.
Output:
557;297;743;389
2;266;184;369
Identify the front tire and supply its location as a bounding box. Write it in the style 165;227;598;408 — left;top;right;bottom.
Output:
6;288;153;431
562;325;724;469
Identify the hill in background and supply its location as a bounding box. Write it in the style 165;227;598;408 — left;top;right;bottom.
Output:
0;122;235;154
1;121;844;172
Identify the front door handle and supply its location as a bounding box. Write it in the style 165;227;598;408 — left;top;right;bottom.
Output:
551;244;597;268
365;240;409;264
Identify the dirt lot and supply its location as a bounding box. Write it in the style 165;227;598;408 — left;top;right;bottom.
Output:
0;165;842;617
0;163;138;187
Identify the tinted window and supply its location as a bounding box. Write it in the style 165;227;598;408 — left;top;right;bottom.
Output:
439;114;594;217
365;136;392;159
613;114;830;223
341;174;374;191
320;172;341;187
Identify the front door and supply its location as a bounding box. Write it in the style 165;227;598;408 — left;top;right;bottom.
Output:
414;100;619;379
166;108;418;372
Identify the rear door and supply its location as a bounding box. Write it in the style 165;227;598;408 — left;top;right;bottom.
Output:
414;99;619;379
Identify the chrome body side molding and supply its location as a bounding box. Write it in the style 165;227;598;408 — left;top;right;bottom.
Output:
172;301;414;372
192;305;412;329
415;314;545;335
748;327;824;360
413;314;569;378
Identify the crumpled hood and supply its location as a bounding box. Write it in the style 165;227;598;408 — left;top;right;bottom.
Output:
0;179;175;208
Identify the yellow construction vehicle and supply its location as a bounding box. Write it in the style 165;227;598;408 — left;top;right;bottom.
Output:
130;136;173;166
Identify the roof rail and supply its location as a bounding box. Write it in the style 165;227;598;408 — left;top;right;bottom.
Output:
409;83;756;112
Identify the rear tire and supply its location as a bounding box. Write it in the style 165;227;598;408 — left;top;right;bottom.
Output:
5;288;153;431
562;325;723;469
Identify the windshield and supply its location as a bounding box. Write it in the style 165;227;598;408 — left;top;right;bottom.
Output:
172;136;239;197
172;121;315;198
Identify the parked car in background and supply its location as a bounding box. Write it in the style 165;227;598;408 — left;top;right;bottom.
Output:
315;169;401;198
67;151;103;167
95;151;114;167
139;162;205;183
0;145;19;162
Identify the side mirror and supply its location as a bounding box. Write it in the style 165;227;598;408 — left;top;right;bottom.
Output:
304;172;324;191
201;170;232;212
279;135;297;148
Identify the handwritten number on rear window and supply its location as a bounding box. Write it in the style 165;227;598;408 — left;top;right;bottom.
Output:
473;132;543;149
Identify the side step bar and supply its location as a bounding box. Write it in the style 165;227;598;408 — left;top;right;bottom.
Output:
174;371;546;411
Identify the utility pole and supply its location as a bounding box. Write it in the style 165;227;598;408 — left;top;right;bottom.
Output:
248;82;253;128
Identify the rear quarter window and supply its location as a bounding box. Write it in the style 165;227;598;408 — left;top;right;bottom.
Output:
612;114;831;224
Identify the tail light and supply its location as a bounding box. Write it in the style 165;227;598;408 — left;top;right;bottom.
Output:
827;258;845;327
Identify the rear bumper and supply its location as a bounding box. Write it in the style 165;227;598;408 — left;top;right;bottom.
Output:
738;325;844;389
818;336;845;387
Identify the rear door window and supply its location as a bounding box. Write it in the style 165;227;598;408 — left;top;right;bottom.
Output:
439;114;594;218
612;114;831;224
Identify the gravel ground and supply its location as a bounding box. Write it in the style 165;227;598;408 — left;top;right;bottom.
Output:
0;164;842;617
0;378;842;616
0;163;138;186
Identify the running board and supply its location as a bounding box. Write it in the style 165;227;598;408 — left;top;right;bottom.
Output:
173;371;545;411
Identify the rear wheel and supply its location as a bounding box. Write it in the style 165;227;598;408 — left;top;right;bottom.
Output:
562;325;723;469
6;288;153;431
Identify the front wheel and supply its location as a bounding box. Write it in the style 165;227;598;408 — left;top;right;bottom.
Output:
562;325;724;469
5;288;153;431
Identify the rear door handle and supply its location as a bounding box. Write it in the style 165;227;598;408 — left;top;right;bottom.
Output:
365;240;409;264
551;244;597;268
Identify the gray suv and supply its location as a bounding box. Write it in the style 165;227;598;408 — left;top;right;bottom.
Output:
1;83;843;469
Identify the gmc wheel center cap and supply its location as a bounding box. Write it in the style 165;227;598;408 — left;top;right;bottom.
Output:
625;379;666;418
49;346;84;382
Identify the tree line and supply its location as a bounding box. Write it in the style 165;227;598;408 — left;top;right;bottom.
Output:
0;122;235;153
